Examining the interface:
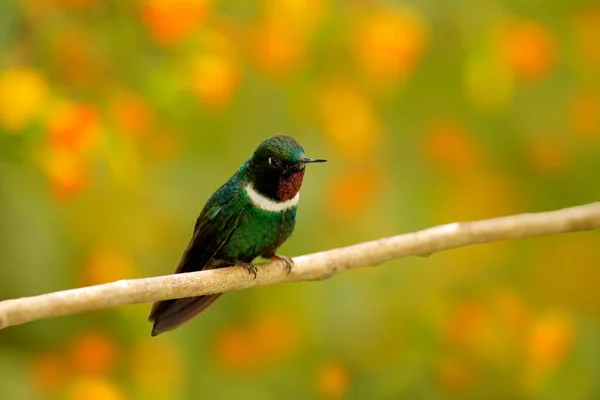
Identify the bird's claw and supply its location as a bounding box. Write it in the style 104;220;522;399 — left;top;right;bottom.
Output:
270;254;294;274
240;262;258;279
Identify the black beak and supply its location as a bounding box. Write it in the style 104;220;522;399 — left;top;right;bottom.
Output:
299;157;327;164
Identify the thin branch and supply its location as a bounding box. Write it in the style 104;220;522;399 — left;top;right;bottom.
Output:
1;202;599;330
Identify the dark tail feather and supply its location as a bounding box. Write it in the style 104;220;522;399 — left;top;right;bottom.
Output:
149;294;222;336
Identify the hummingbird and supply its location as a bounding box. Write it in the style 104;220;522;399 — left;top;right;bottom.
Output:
149;135;326;336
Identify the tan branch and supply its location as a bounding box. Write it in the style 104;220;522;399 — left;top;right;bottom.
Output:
1;202;599;330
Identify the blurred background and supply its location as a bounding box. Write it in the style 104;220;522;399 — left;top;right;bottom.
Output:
0;0;599;399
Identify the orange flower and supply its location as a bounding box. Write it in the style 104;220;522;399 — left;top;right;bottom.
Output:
31;353;67;393
47;102;101;153
111;93;154;138
315;362;350;398
42;148;90;200
499;19;557;83
424;120;483;171
443;299;489;346
328;167;383;218
250;18;306;77
69;331;118;375
214;328;260;371
54;28;102;88
354;6;429;84
315;82;381;159
252;313;297;357
569;91;600;142
141;0;211;46
0;67;48;133
527;313;574;373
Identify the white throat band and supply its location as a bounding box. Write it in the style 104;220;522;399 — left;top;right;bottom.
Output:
245;183;300;212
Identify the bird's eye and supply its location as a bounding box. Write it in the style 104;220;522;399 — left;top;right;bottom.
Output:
268;157;282;168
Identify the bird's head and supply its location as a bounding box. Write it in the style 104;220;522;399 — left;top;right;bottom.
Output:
247;135;326;201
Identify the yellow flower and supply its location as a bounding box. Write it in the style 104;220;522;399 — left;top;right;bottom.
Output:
0;67;48;133
262;0;327;34
189;53;239;108
249;0;326;77
315;82;380;159
66;376;124;400
188;28;240;108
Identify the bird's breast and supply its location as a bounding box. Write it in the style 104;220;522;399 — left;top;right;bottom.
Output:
218;205;298;261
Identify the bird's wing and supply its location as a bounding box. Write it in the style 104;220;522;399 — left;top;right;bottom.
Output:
174;183;244;274
148;182;245;333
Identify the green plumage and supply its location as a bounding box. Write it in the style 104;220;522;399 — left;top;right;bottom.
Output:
148;136;325;336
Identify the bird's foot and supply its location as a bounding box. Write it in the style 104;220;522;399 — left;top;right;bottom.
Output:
269;254;294;274
239;262;258;279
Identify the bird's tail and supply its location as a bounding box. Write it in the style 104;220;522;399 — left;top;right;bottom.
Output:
148;294;222;336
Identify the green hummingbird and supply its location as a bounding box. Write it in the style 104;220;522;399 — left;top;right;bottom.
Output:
149;135;326;336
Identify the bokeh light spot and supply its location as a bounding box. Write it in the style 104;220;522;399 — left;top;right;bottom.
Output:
527;313;574;380
499;19;557;83
66;376;124;400
69;331;118;375
0;67;48;133
424;120;484;171
141;0;211;46
31;353;67;394
315;362;350;398
315;82;381;159
354;6;429;84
